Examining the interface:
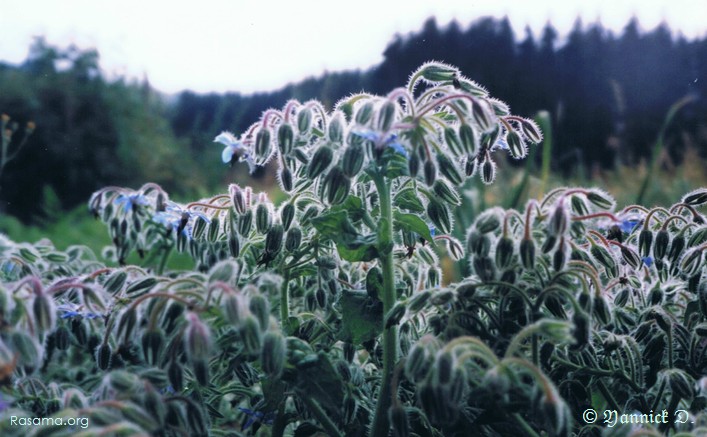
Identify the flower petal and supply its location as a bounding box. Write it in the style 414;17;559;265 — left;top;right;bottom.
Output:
214;131;238;146
222;145;235;164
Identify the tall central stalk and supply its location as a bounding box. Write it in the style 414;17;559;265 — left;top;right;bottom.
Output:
370;174;398;437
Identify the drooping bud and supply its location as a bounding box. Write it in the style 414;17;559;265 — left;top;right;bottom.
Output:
184;313;213;365
240;315;263;356
653;230;670;260
355;101;375;126
665;369;695;399
680;247;704;277
432;179;461;206
464;154;477;176
553;237;569;271
328;113;344;143
481;157;496;184
285;227;303;252
315;287;327;308
548;199;569;237
222;292;247;327
418;62;458;82
192;215;208;240
54;326;71;350
408;151;420;177
520;118;543;143
436;153;463;185
472;99;495;132
378;100;397;132
408;290;432;313
458;124;477;155
255;203;272;234
586;190;615;210
506;130;527;159
423;159;436;186
342;142;365;177
95;343;112;370
520;238;536;270
443;127;463;156
495;236;515;269
638;229;653;258
254;128;272;162
265;224;284;255
590;244;618;278
207;216;220;242
248;294;270;330
32;290;56;334
472;256;496;281
261;330;287;379
427;198;452;234
279;203;295;231
277;123;294;155
323;167;351;205
297;107;312;133
467;230;491;257
385;302;407;328
141;330;164;365
278;166;293;192
307;145;334;179
682;188;707;206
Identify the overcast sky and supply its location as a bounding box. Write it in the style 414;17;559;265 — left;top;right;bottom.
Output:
1;0;705;94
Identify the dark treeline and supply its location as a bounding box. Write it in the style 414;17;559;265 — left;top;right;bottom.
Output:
1;18;706;222
174;17;706;173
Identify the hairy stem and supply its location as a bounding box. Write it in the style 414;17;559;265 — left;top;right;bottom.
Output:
370;174;398;437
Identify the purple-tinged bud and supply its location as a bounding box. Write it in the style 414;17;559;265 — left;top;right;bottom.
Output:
570;195;589;216
207;216;220;242
682;188;707;206
222;292;247;327
277;123;294;154
553;237;569;271
506;130;527;159
184;313;213;364
307;145;334;179
548;199;569;237
446;237;464;261
261;330;286;378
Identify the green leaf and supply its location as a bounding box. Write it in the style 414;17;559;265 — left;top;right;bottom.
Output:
394;211;433;243
330;195;365;222
311;211;378;262
338;289;383;344
394;187;425;213
294;351;345;418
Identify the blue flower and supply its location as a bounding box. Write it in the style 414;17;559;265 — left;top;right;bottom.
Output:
491;138;509;151
429;225;436;238
238;407;275;430
153;202;210;239
642;256;654;268
215;131;257;173
114;193;149;214
620;219;641;233
352;129;409;158
57;303;100;320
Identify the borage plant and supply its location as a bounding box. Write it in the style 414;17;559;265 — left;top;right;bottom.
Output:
2;62;705;437
85;61;542;436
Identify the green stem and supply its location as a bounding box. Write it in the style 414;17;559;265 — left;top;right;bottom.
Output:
156;245;172;275
301;395;343;437
512;413;542;437
271;401;287;437
370;174;398;437
280;270;291;334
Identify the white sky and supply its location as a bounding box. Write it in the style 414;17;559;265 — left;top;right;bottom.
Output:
1;0;705;94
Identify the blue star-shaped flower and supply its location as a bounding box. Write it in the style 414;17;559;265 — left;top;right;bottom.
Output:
153;201;210;239
57;303;101;320
620;219;641;233
642;256;654;268
352;129;409;158
214;131;257;173
114;193;149;214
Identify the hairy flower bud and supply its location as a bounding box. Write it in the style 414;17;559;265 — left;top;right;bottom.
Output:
427;198;451;234
408;290;431;313
240;315;263;356
254;128;272;162
495;236;515;269
653;229;670;260
590;244;618;278
682;188;707;206
265;224;284;255
255;203;272;234
443;127;463;156
249;294;270;331
33;291;56;334
222;292;247;327
378;100;397;132
261;330;286;378
481;157;496;184
297;107;312;133
423;159;436;186
307;145;334;179
323;166;351;205
228;235;240;258
277;123;294;154
385;302;407;328
638;229;653;258
95;343;112;370
285;227;303;252
458;123;477;155
354;101;375;125
506;130;527;159
229;185;246;214
472;256;496;282
520;118;543;143
520;237;536;270
472;99;495;132
184;313;213;364
342;142;365;177
141;330;164;366
432;179;461;206
278;166;293;192
419;62;458;82
437;153;463;185
278;203;295;232
680;247;704;277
